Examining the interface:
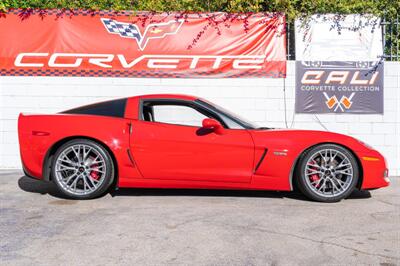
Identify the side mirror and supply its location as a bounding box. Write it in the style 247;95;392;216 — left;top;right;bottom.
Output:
202;118;224;134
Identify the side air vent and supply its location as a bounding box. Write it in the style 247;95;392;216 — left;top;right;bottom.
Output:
254;148;268;173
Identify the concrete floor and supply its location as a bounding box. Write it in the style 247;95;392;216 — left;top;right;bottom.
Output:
0;170;399;266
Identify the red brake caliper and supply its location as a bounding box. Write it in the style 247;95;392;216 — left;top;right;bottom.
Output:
90;163;100;180
310;174;320;186
309;161;321;187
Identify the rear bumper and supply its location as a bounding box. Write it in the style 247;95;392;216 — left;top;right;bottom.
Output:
357;150;390;189
21;160;42;180
18;114;48;180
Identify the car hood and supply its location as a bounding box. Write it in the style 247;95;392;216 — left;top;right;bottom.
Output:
248;128;372;154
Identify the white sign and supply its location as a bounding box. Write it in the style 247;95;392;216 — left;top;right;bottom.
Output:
295;14;383;61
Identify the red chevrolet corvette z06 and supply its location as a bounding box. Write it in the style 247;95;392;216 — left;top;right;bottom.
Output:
18;94;390;202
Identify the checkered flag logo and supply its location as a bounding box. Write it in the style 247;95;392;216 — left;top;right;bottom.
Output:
100;18;184;50
101;18;142;41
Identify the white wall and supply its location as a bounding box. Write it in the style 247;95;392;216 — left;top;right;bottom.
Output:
1;61;399;175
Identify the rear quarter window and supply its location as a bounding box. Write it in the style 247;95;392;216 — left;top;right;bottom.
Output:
61;98;127;118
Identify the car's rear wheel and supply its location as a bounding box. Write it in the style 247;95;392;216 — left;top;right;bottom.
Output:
51;139;114;199
296;144;359;202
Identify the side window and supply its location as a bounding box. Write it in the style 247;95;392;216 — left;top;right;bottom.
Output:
151;105;208;127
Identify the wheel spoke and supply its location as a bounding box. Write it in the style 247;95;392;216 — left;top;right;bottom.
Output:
64;173;78;184
325;149;330;164
92;169;105;174
86;175;97;188
83;146;92;162
60;153;77;165
331;178;342;193
317;179;327;192
336;165;352;172
331;151;338;164
334;178;344;190
319;152;327;165
311;158;320;165
306;163;322;170
335;159;350;169
70;174;80;189
56;166;76;172
78;145;83;162
328;149;332;163
89;159;102;166
82;175;91;192
71;146;81;163
58;160;75;167
336;179;347;188
311;178;324;187
306;170;322;176
336;170;352;176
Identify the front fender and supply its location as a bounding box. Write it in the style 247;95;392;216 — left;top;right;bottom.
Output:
249;129;380;190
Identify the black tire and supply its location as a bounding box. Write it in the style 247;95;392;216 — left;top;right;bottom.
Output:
51;139;115;199
295;144;359;203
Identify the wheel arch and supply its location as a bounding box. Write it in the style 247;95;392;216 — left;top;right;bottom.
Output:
289;142;364;191
42;136;119;188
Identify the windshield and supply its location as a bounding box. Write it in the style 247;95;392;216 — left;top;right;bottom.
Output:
196;99;259;129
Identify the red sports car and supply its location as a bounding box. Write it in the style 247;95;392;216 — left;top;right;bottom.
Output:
18;94;390;202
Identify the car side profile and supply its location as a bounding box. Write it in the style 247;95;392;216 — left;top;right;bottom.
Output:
18;94;390;202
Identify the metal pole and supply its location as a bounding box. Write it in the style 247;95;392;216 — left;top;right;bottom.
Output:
287;22;291;60
397;14;399;60
390;16;393;61
382;16;386;60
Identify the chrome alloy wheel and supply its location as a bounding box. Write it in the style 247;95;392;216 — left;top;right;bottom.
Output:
304;148;354;198
54;144;107;196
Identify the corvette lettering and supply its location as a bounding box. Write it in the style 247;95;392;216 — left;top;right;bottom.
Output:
14;53;267;70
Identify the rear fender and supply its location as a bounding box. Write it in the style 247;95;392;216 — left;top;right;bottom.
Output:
18;114;142;183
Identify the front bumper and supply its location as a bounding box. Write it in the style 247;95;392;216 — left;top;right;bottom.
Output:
358;150;390;189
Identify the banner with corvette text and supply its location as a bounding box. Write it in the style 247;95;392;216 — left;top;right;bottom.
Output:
0;10;286;78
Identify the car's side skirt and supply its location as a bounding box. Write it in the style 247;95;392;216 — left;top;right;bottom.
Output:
118;175;291;191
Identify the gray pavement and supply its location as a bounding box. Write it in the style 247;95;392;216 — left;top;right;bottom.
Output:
0;170;399;266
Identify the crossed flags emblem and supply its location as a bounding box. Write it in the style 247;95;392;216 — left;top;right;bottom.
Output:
323;92;355;112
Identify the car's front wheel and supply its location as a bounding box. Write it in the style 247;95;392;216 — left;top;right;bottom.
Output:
51;139;115;199
296;144;359;202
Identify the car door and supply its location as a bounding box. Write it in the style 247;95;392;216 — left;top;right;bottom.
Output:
130;100;254;183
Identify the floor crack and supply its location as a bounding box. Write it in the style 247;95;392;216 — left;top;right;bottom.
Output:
224;223;400;260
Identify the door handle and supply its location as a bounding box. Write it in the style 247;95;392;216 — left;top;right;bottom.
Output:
127;122;133;134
